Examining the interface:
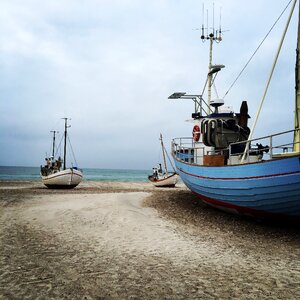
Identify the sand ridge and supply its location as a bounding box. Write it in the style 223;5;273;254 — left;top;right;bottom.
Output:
0;181;299;299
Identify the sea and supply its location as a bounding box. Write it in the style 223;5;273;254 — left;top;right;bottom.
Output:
0;166;150;182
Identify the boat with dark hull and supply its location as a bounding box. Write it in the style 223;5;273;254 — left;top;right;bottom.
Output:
40;118;83;189
170;1;300;220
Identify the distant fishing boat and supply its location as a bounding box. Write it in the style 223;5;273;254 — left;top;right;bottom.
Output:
169;1;300;220
40;118;83;189
148;134;178;187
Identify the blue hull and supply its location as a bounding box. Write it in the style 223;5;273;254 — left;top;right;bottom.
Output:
174;155;300;220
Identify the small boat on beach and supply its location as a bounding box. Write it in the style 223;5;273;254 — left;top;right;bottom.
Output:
148;164;178;187
148;134;178;187
169;1;300;220
40;118;83;189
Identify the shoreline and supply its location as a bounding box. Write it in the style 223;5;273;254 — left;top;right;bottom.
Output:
0;180;299;299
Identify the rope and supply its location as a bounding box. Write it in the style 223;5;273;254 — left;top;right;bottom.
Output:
67;135;79;167
241;0;297;163
55;135;63;158
223;0;293;99
164;145;176;172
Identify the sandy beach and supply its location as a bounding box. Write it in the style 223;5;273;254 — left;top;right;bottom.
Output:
0;181;299;299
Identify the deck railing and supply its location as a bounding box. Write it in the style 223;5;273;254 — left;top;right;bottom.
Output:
172;137;212;165
172;129;300;165
228;129;299;161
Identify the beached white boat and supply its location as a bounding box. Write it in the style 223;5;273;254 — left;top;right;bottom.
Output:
41;167;83;188
148;170;178;187
148;134;178;187
40;118;83;189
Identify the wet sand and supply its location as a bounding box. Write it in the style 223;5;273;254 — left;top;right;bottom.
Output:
0;181;299;299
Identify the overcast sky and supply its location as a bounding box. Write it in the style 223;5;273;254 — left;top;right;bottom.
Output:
0;0;298;169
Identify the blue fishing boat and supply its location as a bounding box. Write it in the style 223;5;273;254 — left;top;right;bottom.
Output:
170;0;300;220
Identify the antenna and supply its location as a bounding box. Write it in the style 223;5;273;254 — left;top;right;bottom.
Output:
213;2;215;35
200;3;224;109
201;3;205;39
218;6;222;40
201;4;222;43
206;9;208;37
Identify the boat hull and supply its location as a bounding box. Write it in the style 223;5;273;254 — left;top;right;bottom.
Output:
148;173;178;187
174;155;300;220
41;168;83;189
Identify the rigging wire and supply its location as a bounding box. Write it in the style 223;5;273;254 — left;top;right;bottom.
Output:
49;131;78;167
55;135;63;158
223;0;293;99
156;139;162;164
46;118;61;158
163;144;176;173
241;0;297;163
67;135;79;167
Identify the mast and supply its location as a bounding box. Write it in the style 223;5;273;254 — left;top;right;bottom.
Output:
294;0;300;152
50;130;58;158
201;5;223;113
62;118;68;170
207;34;214;110
160;133;168;176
